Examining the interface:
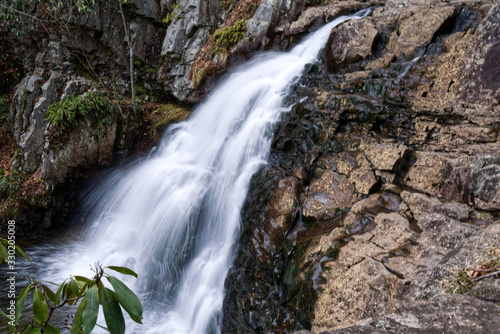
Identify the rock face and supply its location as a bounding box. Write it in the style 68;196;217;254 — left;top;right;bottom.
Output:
223;0;500;333
320;294;500;334
1;0;499;331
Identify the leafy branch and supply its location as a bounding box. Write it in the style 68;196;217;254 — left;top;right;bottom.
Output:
2;264;142;334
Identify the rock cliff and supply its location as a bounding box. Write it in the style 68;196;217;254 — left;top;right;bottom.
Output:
222;0;500;333
0;0;499;332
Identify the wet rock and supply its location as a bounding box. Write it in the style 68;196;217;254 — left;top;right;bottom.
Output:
303;169;356;221
325;19;379;72
337;151;358;176
250;177;301;268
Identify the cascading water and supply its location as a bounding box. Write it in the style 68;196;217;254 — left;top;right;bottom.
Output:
16;9;370;334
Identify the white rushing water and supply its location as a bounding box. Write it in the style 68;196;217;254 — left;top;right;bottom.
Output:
30;9;370;334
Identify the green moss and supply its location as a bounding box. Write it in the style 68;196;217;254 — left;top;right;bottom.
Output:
213;19;247;54
20;89;28;112
154;104;190;128
46;91;118;138
0;169;25;198
135;85;146;95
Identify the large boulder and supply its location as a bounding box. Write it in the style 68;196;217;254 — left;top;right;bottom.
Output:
325;18;379;72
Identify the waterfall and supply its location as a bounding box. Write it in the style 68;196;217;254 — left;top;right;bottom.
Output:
33;9;370;334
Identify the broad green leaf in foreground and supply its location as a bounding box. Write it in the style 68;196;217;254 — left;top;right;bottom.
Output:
102;288;125;334
106;276;142;324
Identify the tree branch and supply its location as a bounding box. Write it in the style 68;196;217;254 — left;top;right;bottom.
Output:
471;270;500;282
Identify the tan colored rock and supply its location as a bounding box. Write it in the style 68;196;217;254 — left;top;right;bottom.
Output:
400;190;443;220
303;170;356;221
338;233;384;267
325;18;379;71
312;258;400;332
320;294;500;334
287;1;369;35
365;143;411;171
403;152;464;201
371;212;417;251
337;151;358;176
350;166;378;195
389;6;457;59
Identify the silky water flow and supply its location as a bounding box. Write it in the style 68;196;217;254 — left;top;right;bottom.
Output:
19;9;370;334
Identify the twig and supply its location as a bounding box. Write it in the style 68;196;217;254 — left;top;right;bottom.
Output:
471;270;500;282
468;268;498;273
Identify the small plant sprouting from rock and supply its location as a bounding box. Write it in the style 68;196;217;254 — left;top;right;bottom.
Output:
213;19;247;55
440;246;500;294
162;2;181;25
45;91;118;138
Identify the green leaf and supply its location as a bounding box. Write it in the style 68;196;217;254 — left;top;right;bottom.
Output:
33;288;48;325
96;324;110;332
42;325;60;334
41;284;55;304
77;281;90;301
0;309;8;318
70;298;85;334
28;328;41;334
15;284;31;324
69;278;79;297
74;276;91;284
54;282;66;305
81;284;99;334
106;276;142;324
106;266;138;278
20;326;32;334
15;244;31;262
102;288;125;334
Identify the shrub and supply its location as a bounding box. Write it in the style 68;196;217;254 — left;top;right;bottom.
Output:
45;91;118;137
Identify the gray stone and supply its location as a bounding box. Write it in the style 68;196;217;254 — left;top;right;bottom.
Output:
468;279;500;303
320;294;500;334
371;212;417;251
131;0;160;20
